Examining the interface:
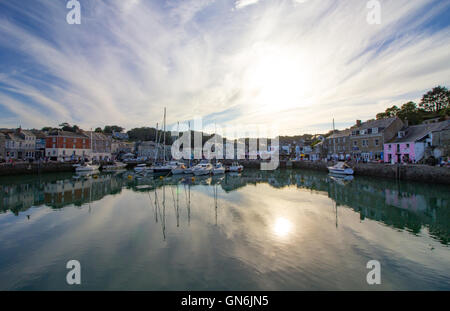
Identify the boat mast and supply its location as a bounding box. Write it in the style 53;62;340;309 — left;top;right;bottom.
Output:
154;123;159;164
163;107;166;164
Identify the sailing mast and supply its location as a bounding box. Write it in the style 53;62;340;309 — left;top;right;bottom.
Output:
163;107;166;164
154;123;159;164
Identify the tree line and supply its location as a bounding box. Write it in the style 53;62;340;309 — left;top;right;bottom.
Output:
376;86;449;125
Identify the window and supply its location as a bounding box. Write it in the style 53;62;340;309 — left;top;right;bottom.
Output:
53;137;56;143
388;144;391;150
406;144;410;148
63;150;66;155
353;141;357;146
375;139;379;146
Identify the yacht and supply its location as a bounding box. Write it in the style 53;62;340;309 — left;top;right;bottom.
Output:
327;162;354;175
75;162;100;172
193;162;213;176
228;162;244;173
212;162;225;175
172;163;187;175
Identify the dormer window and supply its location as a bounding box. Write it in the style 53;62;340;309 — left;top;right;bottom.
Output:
398;131;406;138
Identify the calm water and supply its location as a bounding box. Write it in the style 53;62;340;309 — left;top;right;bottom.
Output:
0;169;449;290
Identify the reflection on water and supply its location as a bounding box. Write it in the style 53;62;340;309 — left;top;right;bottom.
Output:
0;169;449;290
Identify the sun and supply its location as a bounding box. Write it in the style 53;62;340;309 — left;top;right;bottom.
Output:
243;44;312;113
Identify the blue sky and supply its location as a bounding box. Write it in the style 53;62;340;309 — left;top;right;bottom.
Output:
0;0;449;135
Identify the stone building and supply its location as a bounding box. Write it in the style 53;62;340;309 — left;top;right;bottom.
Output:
325;129;352;161
4;128;36;161
350;117;403;161
85;131;112;161
0;133;5;160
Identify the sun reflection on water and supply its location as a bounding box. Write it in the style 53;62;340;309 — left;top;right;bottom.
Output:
273;217;293;238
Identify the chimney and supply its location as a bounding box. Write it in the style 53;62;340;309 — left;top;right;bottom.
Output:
404;118;409;127
356;120;362;127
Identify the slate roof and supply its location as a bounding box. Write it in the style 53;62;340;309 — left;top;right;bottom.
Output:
353;117;399;131
328;129;351;139
48;131;89;138
389;120;450;143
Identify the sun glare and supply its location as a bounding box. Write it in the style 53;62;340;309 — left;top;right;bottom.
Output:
273;217;293;238
244;45;311;113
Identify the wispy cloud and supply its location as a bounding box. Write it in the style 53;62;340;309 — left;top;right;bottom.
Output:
235;0;260;10
0;0;449;134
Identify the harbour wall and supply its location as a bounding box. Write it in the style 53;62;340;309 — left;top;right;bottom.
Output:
0;160;449;185
0;162;75;176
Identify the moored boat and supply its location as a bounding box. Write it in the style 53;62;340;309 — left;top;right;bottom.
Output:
327;162;354;175
228;162;243;173
212;163;225;175
75;163;100;172
193;162;213;176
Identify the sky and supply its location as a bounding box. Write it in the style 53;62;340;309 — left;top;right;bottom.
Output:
0;0;449;135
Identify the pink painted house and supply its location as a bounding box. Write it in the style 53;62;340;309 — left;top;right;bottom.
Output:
384;121;450;164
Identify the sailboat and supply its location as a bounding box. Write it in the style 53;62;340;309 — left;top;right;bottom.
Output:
153;108;174;175
76;131;99;172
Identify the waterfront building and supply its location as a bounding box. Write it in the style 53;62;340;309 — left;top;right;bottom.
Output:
325;129;351;161
85;131;112;162
111;140;135;157
3;128;36;161
31;130;47;159
384;120;450;164
350;117;403;162
137;141;159;160
45;131;90;161
0;133;5;161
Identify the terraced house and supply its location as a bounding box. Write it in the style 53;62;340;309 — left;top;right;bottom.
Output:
46;131;90;161
0;132;5;160
3;128;36;161
349;117;403;161
85;131;112;162
325;129;351;161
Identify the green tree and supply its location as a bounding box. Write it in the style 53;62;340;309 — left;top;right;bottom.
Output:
397;101;422;125
95;127;103;133
104;125;124;134
420;86;450;112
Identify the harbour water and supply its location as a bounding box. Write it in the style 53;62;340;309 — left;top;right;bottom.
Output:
0;169;449;290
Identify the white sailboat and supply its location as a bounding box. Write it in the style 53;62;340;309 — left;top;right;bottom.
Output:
193;161;213;176
228;161;243;173
76;131;99;172
212;162;225;175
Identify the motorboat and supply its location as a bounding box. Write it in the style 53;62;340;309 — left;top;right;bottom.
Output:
103;162;127;172
153;161;182;175
228;162;243;173
172;163;187;175
327;162;354;175
193;162;213;176
184;166;194;174
75;163;100;172
212;162;225;175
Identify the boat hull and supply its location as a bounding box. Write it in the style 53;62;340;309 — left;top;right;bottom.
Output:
193;169;211;176
328;168;354;175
